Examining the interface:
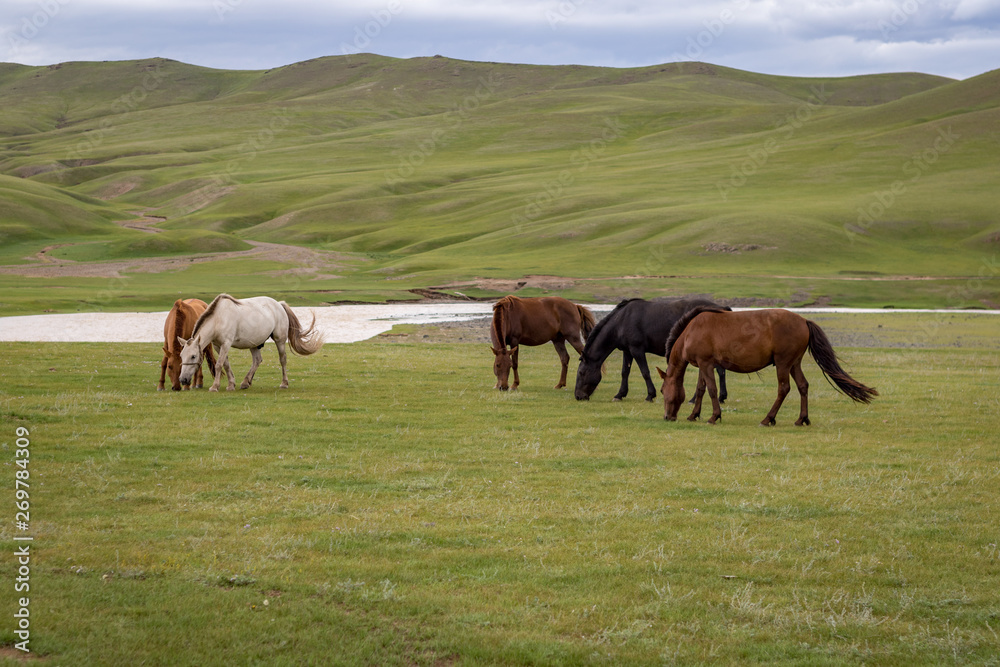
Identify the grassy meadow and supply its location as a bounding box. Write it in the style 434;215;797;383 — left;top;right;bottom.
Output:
1;313;998;665
1;56;999;312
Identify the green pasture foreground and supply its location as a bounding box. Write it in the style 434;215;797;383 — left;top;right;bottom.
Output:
1;329;998;664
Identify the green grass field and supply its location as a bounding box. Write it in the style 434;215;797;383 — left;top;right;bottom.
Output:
1;56;999;313
1;314;997;664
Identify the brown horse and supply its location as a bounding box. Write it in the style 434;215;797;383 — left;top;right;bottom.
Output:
490;295;596;391
658;307;877;426
159;298;216;391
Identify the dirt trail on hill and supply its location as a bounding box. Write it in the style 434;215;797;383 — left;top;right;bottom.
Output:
1;241;346;279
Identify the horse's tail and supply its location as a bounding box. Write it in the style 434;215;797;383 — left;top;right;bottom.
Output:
281;303;325;355
578;305;597;342
805;320;878;404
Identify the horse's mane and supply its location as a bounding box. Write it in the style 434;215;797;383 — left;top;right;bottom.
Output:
491;295;521;348
581;298;643;358
664;305;729;358
192;294;240;337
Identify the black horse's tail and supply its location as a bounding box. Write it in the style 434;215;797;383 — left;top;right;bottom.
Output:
806;320;878;404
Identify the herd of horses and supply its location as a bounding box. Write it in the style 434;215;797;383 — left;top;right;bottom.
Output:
490;295;877;425
160;293;877;425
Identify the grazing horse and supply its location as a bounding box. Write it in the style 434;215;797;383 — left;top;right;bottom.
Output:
574;298;730;402
658;307;878;426
158;298;216;391
177;294;324;392
490;295;596;391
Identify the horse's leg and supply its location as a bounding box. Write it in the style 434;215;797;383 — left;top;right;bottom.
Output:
792;362;810;426
702;363;723;424
511;345;520;391
212;343;236;391
241;347;263;389
224;352;236;391
552;339;570;389
205;345;217;378
716;365;728;404
209;344;229;392
761;364;792;426
614;351;633;401
158;354;167;391
688;370;707;421
632;351;657;402
276;339;290;389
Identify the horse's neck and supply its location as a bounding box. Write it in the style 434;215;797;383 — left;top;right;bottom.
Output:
585;315;619;362
491;305;508;347
191;313;218;348
171;307;190;352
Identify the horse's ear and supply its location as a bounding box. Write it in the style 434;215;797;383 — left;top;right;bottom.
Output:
490;346;501;356
656;367;667;379
510;345;519;354
177;336;189;347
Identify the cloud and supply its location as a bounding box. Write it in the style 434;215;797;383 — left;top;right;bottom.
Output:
0;0;997;79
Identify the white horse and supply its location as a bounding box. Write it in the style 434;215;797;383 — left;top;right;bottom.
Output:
177;294;324;391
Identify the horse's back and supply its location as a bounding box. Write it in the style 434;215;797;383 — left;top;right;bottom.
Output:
683;309;809;371
493;295;585;346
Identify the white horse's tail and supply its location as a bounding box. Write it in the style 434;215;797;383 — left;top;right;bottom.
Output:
281;303;325;355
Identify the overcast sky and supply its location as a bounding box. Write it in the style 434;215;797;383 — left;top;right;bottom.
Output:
2;0;998;80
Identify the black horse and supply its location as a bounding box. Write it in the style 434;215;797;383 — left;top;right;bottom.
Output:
574;298;731;402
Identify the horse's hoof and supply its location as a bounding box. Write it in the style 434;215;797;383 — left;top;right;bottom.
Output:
279;383;288;389
687;415;700;422
240;383;250;390
795;417;811;426
209;387;219;393
760;419;776;427
612;397;623;402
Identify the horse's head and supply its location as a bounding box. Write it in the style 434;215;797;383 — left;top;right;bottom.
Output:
164;346;183;391
574;354;603;400
491;345;516;391
657;366;684;421
177;336;204;387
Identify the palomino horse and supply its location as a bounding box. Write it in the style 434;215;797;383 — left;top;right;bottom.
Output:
490;295;596;390
158;298;216;391
658;307;878;426
177;294;324;391
574;298;730;402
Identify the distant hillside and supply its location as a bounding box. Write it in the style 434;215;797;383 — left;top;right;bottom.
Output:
0;54;997;312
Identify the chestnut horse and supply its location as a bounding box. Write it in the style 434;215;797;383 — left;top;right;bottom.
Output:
658;307;877;426
490;295;596;391
158;298;216;391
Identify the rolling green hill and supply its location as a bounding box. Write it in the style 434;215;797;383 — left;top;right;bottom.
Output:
1;55;997;313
